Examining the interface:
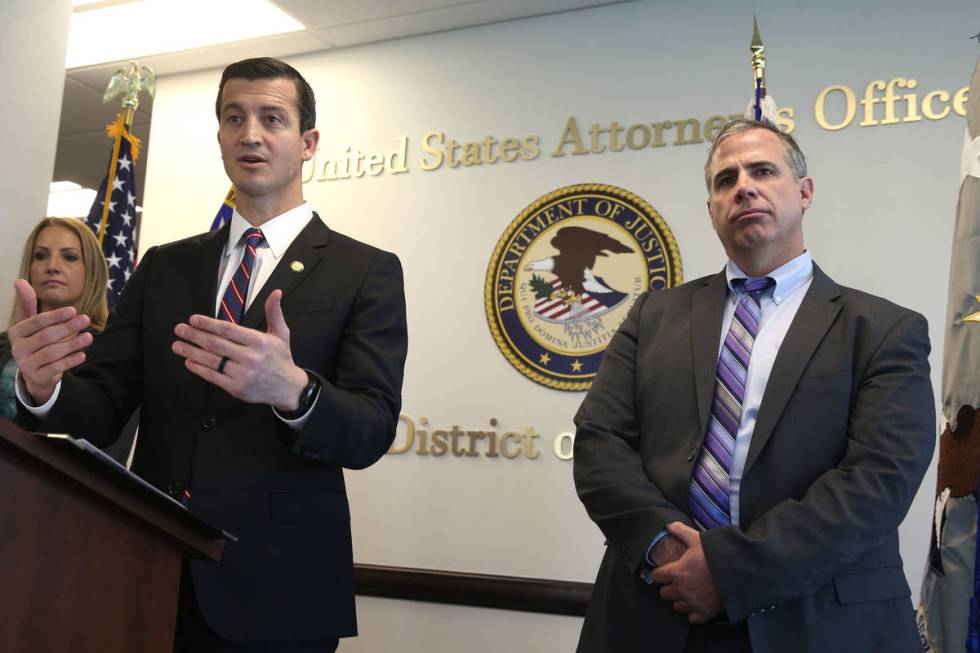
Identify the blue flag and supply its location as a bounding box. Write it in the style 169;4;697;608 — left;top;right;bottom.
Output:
746;16;778;124
85;114;140;308
211;186;236;230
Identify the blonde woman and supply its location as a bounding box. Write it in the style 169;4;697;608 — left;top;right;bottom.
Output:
1;217;109;419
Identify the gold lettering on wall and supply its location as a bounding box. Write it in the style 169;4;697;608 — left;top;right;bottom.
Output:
553;432;575;461
299;74;966;184
815;78;968;131
815;84;856;131
389;415;573;461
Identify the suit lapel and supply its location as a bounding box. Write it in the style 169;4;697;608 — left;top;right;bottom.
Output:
743;264;842;474
240;214;330;331
190;225;228;318
180;226;228;404
691;271;729;437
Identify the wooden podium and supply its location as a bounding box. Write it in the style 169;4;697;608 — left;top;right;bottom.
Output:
0;419;229;652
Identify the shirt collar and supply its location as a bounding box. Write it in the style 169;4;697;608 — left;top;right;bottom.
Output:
225;202;315;259
725;250;813;305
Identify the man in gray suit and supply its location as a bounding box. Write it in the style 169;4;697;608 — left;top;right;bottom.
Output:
573;119;934;652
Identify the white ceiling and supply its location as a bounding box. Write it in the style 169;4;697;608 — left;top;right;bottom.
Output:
55;0;627;198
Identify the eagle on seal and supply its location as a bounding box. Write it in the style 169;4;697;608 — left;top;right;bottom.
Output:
524;226;632;308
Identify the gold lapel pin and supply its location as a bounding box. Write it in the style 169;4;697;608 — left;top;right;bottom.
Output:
290;261;304;273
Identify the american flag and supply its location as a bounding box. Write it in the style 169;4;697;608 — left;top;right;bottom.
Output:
85;115;139;307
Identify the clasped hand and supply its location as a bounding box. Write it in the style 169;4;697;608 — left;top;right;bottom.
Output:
650;522;723;624
172;289;307;411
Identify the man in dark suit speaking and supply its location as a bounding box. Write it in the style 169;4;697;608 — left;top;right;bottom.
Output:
8;58;406;651
573;119;934;652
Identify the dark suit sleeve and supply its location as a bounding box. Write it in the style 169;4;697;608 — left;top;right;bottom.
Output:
573;292;693;574
287;251;407;469
35;246;153;445
702;311;935;621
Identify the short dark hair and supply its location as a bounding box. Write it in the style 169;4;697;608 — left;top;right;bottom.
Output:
704;118;807;190
215;57;316;133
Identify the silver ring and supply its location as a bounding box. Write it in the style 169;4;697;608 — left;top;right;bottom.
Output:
217;357;229;374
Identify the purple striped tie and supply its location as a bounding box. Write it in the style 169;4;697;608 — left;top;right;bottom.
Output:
217;227;264;324
689;276;774;530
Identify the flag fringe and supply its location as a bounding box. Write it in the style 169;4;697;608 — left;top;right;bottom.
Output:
105;113;142;160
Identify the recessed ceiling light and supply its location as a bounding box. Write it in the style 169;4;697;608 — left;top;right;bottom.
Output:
67;0;305;69
73;0;135;8
50;180;83;192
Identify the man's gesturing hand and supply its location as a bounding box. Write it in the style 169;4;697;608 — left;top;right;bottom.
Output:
172;289;308;410
8;279;92;405
650;522;723;624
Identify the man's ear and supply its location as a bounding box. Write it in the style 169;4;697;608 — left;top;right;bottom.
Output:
301;129;320;161
706;199;718;232
799;176;814;209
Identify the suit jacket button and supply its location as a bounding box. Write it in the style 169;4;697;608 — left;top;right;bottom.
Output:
201;414;217;430
166;481;184;498
687;447;698;462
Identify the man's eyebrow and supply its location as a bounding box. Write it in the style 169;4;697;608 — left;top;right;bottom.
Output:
712;159;781;186
221;101;289;115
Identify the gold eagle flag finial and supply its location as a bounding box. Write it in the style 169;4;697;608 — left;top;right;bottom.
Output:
103;61;156;123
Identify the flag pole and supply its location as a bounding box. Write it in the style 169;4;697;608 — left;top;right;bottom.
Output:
95;127;124;246
750;16;766;122
95;61;155;244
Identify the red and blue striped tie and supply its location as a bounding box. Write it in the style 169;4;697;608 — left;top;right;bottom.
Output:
689;276;774;530
217;227;264;324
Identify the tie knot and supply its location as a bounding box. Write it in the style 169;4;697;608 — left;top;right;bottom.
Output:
739;276;774;296
243;227;265;245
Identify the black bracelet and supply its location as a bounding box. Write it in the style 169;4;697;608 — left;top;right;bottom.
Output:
278;369;321;420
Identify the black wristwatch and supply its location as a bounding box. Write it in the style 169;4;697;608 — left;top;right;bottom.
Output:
278;369;321;420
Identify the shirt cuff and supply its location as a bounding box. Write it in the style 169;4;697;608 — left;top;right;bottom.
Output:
15;370;61;418
640;529;670;584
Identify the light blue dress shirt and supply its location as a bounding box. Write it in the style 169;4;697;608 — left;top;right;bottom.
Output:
644;251;813;571
721;251;813;526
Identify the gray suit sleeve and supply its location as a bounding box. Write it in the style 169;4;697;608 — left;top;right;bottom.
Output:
702;311;935;621
573;292;693;575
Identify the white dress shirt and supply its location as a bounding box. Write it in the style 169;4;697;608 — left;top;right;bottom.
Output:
216;203;315;317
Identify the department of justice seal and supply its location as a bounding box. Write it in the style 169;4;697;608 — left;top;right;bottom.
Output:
485;183;682;391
